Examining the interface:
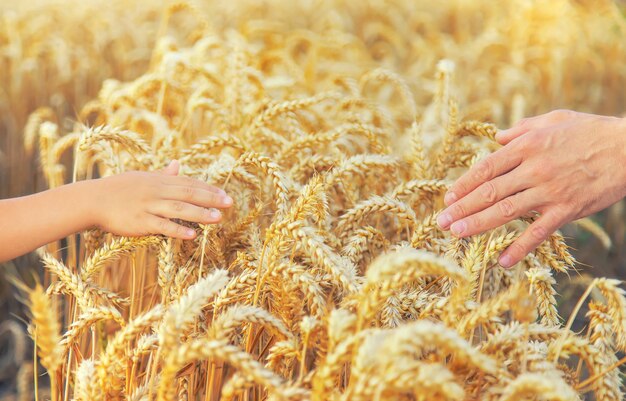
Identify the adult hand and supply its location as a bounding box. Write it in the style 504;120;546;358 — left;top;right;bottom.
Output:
436;110;626;268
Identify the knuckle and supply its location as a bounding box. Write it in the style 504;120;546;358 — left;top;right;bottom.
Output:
469;214;482;230
498;198;516;218
175;225;185;236
507;241;527;259
526;162;545;180
452;181;467;197
473;159;493;181
451;203;467;219
550;109;573;120
529;129;545;143
511;134;531;153
184;177;198;187
172;201;185;213
208;192;221;206
157;219;169;233
530;224;548;242
552;203;573;221
183;186;196;201
480;182;498;203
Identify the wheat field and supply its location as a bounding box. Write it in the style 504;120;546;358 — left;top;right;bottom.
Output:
2;1;626;400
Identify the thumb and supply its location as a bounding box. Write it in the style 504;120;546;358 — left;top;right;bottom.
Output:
161;160;180;176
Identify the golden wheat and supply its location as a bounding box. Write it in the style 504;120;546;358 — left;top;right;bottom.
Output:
5;0;626;400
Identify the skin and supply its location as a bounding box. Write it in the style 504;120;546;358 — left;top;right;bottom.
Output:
436;110;626;268
0;160;233;262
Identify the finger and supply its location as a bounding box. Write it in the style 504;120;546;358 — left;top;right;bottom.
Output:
437;171;530;229
150;201;222;224
161;160;180;176
447;190;539;237
149;216;197;240
162;175;228;196
444;148;523;206
495;115;541;145
498;210;563;268
161;185;233;209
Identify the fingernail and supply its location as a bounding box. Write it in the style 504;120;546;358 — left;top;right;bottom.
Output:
499;254;513;269
450;220;466;236
186;228;196;237
222;196;233;206
437;212;453;229
210;209;221;219
444;192;458;206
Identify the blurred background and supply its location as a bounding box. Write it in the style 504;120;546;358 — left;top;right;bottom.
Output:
0;0;625;398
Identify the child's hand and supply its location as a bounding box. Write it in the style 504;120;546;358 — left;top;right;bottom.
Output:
93;160;233;239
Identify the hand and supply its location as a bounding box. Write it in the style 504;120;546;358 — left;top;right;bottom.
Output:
436;110;626;268
91;160;233;239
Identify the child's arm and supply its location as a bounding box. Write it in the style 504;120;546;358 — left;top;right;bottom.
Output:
0;160;233;262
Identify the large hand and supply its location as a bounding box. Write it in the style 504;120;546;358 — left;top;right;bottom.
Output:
93;160;233;239
436;110;626;268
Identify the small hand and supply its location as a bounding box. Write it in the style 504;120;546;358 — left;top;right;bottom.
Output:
436;110;626;268
93;160;233;239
